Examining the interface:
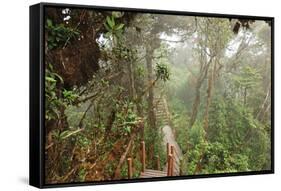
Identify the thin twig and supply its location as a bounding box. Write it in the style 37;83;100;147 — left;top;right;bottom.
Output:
62;128;84;140
63;10;87;49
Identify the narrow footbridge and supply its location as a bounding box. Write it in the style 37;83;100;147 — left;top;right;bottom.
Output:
126;141;182;178
126;96;182;178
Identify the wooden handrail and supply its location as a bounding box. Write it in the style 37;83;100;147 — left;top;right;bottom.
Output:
167;154;174;176
167;144;182;175
170;145;180;166
135;141;181;178
166;143;170;157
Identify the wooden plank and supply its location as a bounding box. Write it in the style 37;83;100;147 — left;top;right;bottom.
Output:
140;174;166;178
140;170;167;178
143;170;167;176
141;173;166;177
145;169;166;173
140;175;166;178
142;169;166;174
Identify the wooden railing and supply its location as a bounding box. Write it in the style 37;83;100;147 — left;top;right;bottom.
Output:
166;142;181;176
126;141;182;178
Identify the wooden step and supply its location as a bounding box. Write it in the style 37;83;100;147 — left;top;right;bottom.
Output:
140;169;167;178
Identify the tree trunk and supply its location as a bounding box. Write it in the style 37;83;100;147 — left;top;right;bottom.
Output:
188;57;213;129
146;47;157;161
127;60;136;100
113;136;134;179
261;103;271;122
104;109;116;139
256;85;271;120
203;67;214;134
189;87;201;129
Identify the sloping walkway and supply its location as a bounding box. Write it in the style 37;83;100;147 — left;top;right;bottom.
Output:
162;125;183;175
127;97;183;178
139;125;183;178
157;96;183;175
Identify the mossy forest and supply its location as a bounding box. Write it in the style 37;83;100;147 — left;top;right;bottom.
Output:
44;7;272;184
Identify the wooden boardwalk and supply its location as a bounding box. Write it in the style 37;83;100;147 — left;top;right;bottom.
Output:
140;169;167;178
163;128;183;175
126;97;182;179
126;141;182;179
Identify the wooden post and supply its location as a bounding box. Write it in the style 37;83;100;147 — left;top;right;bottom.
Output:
167;154;173;176
170;145;174;176
171;145;175;156
167;154;171;176
166;143;170;172
127;158;132;179
141;141;145;172
166;143;170;157
170;154;174;176
167;143;170;156
156;155;160;170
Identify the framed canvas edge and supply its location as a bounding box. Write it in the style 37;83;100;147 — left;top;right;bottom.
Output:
29;2;45;189
29;2;275;189
40;2;274;20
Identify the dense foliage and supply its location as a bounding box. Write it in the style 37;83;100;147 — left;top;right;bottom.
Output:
44;7;272;184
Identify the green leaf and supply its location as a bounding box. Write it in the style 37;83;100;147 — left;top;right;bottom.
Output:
60;130;70;137
73;31;80;35
112;11;124;18
53;73;63;83
124;126;131;133
46;19;52;27
106;16;114;29
48;36;54;42
115;23;125;31
111;16;115;27
46;76;56;83
48;63;54;71
104;23;111;32
105;32;112;38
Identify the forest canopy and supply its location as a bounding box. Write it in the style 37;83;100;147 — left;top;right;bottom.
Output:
44;7;272;184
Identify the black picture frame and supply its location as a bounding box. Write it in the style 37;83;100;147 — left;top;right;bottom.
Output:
30;2;274;188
